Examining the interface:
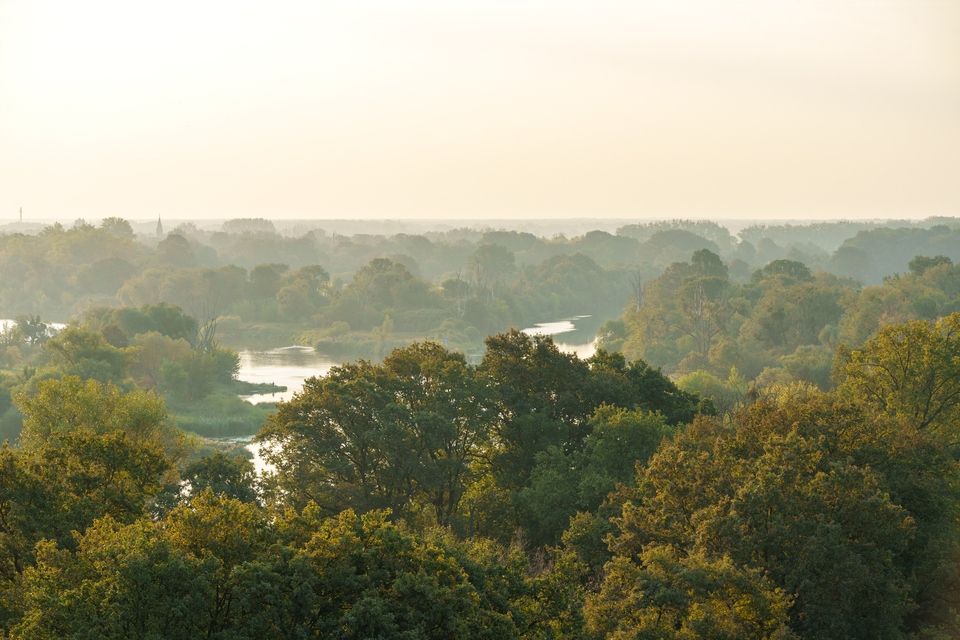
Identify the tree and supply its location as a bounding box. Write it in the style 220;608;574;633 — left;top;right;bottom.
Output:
752;259;814;283
0;423;171;619
128;332;192;389
164;491;268;636
42;325;129;384
586;349;703;425
247;263;289;300
142;303;199;344
348;258;414;311
468;243;515;300
585;545;795;640
676;367;746;416
155;234;197;267
838;312;960;440
908;254;953;276
288;509;518;640
221;217;276;234
276;264;330;322
469;333;703;543
629;267;645;312
11;501;525;640
615;251;741;373
258;342;495;524
20;430;168;546
674;250;738;360
13;316;48;347
606;389;959;638
479;330;593;491
74;256;137;295
181;452;258;504
518;406;671;546
99;216;135;238
441;269;471;319
16;376;188;464
14;518;212;640
637;230;722;269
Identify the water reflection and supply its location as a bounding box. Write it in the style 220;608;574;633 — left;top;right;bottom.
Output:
522;315;598;359
237;346;338;403
235;347;340;473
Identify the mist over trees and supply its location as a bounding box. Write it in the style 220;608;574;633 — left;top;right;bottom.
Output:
3;215;960;638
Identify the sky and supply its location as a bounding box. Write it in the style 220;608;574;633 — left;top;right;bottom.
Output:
1;0;958;222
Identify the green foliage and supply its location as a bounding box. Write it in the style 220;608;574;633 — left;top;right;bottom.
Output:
155;233;198;267
0;382;179;632
479;330;594;491
99;216;135;238
618;219;736;254
181;452;258;504
16;376;186;462
606;389;960;638
277;264;330;321
834;225;960;285
15;518;213;640
676;367;747;416
519;406;671;546
259;341;496;523
586;545;795;639
838;312;960;439
222;217;276;234
469;243;516;298
262;333;700;544
752;258;814;283
605;248;866;383
6;220;960;638
638;230;723;268
13;317;48;347
909;254;953;276
13;498;526;640
247;262;289;299
42;325;128;384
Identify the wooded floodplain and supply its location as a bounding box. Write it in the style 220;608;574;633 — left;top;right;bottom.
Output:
3;216;960;638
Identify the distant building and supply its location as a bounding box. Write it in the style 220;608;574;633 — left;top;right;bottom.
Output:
156;216;163;238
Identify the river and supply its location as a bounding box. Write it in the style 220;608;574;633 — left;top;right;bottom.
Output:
234;315;601;474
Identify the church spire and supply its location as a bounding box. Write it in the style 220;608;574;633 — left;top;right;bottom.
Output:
156;216;163;238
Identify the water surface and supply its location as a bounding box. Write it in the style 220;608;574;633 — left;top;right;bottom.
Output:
522;315;599;359
237;346;338;403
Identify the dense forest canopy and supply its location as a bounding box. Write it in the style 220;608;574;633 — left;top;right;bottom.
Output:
3;216;960;638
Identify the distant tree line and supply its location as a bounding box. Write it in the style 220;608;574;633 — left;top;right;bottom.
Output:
2;216;958;346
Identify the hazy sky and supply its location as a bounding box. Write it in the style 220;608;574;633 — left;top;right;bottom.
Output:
1;1;958;221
